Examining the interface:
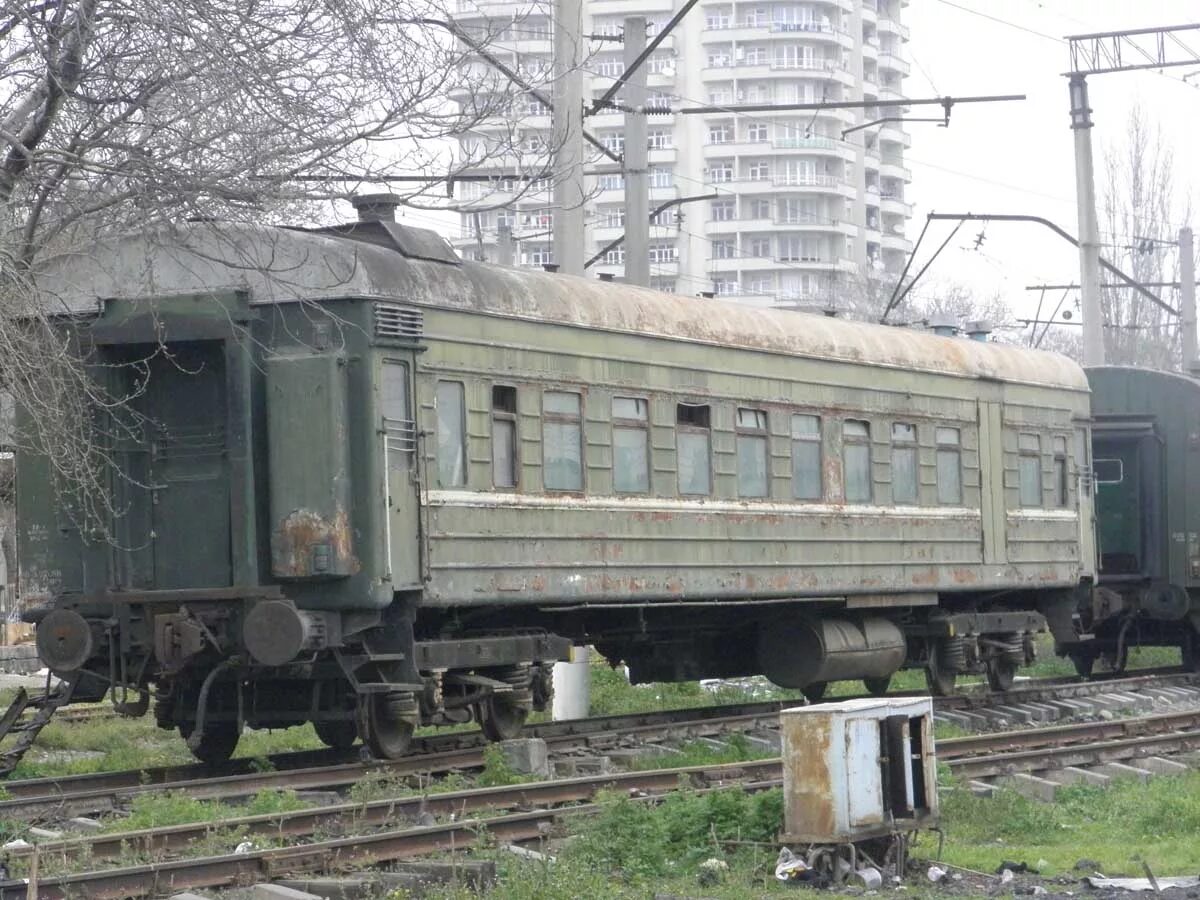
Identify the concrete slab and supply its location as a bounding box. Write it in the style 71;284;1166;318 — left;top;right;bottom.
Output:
934;711;975;730
1138;756;1190;775
169;894;216;900
968;780;997;797
66;817;103;833
990;705;1035;725
553;756;612;778
1000;772;1060;801
497;738;550;778
1093;761;1153;783
253;886;323;900
1022;701;1061;722
743;731;782;753
1042;766;1109;787
1044;699;1092;718
28;827;63;841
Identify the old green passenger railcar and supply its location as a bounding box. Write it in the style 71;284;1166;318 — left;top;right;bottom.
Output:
20;205;1093;762
1079;366;1200;673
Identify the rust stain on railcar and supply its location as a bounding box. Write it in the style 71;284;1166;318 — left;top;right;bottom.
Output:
272;507;359;578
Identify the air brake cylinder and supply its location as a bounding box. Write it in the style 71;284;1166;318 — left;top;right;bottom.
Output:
242;599;331;666
757;617;906;689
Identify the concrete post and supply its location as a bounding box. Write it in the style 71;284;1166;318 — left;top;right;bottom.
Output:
552;0;586;275
497;223;515;266
552;646;590;720
1181;227;1196;370
1069;75;1105;366
622;16;649;287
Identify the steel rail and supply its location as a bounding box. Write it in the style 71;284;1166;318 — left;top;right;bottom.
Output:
9;705;1200;894
5;669;1194;804
0;765;784;900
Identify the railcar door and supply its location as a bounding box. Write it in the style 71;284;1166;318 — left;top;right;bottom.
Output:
1093;421;1160;580
381;357;422;589
112;341;233;590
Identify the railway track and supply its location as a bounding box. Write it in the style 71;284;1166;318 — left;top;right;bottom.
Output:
9;667;1194;803
9;704;1200;899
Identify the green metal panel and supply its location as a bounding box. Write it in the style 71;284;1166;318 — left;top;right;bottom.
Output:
112;341;232;590
1094;438;1143;574
265;353;356;579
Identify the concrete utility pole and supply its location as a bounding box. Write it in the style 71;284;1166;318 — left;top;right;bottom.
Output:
622;16;649;287
1182;226;1196;369
1068;75;1104;366
497;223;515;267
1063;23;1200;367
551;0;586;276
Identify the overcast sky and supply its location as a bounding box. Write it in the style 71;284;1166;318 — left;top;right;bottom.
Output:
903;0;1200;327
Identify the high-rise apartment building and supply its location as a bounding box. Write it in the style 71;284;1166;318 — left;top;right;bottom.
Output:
451;0;911;310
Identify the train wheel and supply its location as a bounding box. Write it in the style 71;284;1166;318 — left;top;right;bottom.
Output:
478;696;529;742
313;719;359;750
985;657;1017;692
180;721;240;765
360;692;417;759
863;676;892;696
801;682;827;703
925;641;957;696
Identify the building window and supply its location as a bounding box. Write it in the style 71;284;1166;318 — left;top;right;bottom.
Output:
598;173;625;191
492;385;518;488
600;130;625;153
543;391;583;491
935;427;962;505
743;45;768;65
791;414;822;500
747;236;771;259
779;235;820;262
708;122;733;143
435;381;467;488
602;207;626;228
711;199;736;221
748;198;771;219
612;397;650;493
708;86;733;105
650;277;676;293
604;245;626;265
747;122;768;142
648;242;678;263
1053;435;1069;507
708;161;733;183
705;9;731;29
747;161;770;181
736;407;769;498
891;422;918;504
1018;432;1042;507
677;403;712;495
649;166;673;188
711;239;736;260
746;276;772;295
713;277;738;295
648;128;673;149
844;419;872;504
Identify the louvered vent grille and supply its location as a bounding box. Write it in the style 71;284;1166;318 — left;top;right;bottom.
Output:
375;303;423;340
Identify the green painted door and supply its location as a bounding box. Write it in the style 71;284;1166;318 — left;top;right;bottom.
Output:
1094;437;1142;576
114;342;232;590
382;358;422;589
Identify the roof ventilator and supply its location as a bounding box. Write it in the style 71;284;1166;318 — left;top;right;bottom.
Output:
375;303;423;340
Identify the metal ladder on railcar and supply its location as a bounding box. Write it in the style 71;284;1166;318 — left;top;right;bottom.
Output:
0;681;72;778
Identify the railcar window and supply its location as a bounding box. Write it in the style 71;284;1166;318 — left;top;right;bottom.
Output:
1053;436;1069;507
791;414;822;500
736;407;769;498
1018;432;1042;507
677;403;712;495
891;422;918;504
382;362;414;469
435;381;467;487
612;397;650;493
543;391;583;491
935;427;962;505
492;385;518;489
843;419;872;504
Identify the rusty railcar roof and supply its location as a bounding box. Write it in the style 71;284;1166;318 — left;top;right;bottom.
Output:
35;222;1089;390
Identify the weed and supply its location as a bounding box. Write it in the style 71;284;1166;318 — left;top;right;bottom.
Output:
476;744;528;788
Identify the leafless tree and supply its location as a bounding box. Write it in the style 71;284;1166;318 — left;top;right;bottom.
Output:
0;0;559;537
1098;104;1192;370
